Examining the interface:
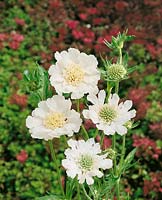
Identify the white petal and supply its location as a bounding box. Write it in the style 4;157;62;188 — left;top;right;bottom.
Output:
32;107;48;118
100;159;113;170
46;96;71;112
89;109;100;124
123;100;133;111
93;170;103;178
100;124;115;135
55;51;61;61
78;174;86;184
128;109;136;118
87;94;98;105
48;64;55;75
82;110;90;119
86;176;94;185
66;169;76;179
98;90;106;105
71;91;84;99
26;116;42;128
67;139;77;149
115;125;127;135
109;93;120;106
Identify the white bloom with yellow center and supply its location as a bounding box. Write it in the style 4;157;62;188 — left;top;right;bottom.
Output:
48;48;100;99
62;138;113;185
83;90;136;135
26;95;82;140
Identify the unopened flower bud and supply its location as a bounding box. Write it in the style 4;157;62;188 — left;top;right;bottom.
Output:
107;64;126;80
125;121;133;129
105;148;116;160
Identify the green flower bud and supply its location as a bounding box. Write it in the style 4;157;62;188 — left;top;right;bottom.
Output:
107;64;127;81
105;148;116;160
124;121;133;129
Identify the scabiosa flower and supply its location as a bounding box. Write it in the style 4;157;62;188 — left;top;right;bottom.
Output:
83;90;136;135
48;48;100;99
107;64;127;81
26;95;82;140
62;138;113;185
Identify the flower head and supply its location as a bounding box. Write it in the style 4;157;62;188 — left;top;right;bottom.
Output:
26;95;82;140
48;48;100;99
62;138;112;185
83;90;136;135
107;64;127;81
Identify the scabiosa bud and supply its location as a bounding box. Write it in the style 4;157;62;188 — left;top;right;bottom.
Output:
107;64;127;81
105;148;116;160
124;121;133;129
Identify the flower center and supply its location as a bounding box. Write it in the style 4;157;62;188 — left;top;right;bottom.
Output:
79;154;93;171
64;63;85;86
107;64;126;80
44;112;66;129
99;104;117;123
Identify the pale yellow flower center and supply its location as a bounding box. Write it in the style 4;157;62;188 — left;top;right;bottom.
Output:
78;154;93;171
44;112;66;129
99;104;117;123
64;63;85;86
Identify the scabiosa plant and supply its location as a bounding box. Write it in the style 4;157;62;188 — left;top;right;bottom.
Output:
62;138;113;185
26;95;82;140
83;90;136;135
24;31;138;200
48;48;100;99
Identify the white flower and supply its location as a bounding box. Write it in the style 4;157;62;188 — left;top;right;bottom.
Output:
26;95;82;140
83;90;136;136
62;138;113;185
48;48;100;99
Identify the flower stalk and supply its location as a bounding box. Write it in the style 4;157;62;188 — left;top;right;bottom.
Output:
48;140;65;197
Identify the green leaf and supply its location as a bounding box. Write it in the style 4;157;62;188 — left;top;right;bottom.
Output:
23;64;52;103
123;52;129;67
100;173;118;198
132;121;140;129
65;178;76;199
35;195;64;200
104;30;135;50
120;148;137;173
127;65;141;74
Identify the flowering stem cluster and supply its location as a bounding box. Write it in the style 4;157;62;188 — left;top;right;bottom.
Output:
25;31;137;200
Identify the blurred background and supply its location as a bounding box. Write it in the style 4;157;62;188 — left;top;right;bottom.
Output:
0;0;162;199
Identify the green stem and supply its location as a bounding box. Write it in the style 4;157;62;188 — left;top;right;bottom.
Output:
114;80;120;199
112;134;117;175
94;128;99;138
89;185;97;200
106;81;112;102
82;185;93;200
81;124;89;140
76;99;80;112
76;99;89;140
48;140;65;197
115;81;119;94
62;135;68;148
100;131;104;147
119;48;122;64
77;182;81;200
116;178;120;200
119;134;126;174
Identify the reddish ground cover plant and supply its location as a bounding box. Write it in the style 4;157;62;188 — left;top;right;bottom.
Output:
16;150;28;164
132;135;161;160
143;172;162;198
